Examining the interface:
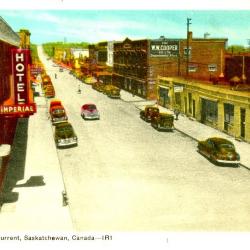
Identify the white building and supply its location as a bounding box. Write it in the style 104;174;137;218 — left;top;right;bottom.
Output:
70;48;89;59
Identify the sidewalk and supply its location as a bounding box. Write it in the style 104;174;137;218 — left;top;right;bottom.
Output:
0;92;73;231
120;90;250;170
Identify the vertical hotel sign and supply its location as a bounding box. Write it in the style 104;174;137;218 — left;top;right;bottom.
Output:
0;49;36;116
13;49;29;105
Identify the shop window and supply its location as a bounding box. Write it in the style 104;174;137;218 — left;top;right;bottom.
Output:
208;64;217;72
184;47;192;57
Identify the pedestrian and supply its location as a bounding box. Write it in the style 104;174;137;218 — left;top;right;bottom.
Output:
174;107;180;120
55;73;57;79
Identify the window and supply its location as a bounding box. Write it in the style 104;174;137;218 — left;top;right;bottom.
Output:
184;47;192;56
224;103;234;124
208;64;217;72
188;64;198;72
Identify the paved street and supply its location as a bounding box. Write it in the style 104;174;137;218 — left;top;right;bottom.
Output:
37;46;250;231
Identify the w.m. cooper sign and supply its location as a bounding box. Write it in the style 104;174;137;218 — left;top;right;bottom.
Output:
0;49;36;116
150;39;180;57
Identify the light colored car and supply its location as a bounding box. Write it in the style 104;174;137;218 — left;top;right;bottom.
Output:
81;104;100;120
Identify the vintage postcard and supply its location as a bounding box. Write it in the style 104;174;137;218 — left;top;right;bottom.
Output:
0;1;250;249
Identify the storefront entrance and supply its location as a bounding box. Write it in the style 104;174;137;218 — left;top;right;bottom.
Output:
158;87;169;107
240;108;246;138
224;103;234;132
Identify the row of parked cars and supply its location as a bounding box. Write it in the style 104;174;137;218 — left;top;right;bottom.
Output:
140;105;240;167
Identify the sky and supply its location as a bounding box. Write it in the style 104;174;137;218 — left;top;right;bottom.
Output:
1;9;250;46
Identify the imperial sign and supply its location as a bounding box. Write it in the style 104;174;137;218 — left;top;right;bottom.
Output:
0;49;36;117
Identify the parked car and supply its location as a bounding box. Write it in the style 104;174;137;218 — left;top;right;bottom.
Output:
50;105;68;125
81;103;100;120
54;122;78;148
44;85;55;98
151;113;174;131
49;99;62;111
140;106;159;122
84;76;97;85
105;85;121;98
197;137;240;166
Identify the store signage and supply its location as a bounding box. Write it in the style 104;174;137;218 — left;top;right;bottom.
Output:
12;49;30;105
150;39;179;57
174;85;184;92
4;48;37;117
0;104;36;115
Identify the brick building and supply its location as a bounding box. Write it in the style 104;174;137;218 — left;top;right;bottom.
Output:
225;52;250;84
0;17;34;191
113;34;227;100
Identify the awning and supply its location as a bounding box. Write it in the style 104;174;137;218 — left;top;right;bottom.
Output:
200;96;218;102
158;85;170;90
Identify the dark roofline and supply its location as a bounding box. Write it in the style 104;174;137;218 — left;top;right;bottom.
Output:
0;16;20;46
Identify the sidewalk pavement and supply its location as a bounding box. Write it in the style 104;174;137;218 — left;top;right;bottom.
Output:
0;88;73;231
120;90;250;170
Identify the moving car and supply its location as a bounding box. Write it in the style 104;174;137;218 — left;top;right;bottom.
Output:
81;104;100;120
151;113;174;131
59;67;63;72
197;137;240;166
54;122;78;148
140;106;159;122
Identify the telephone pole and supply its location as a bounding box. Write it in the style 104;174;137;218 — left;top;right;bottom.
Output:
186;18;192;76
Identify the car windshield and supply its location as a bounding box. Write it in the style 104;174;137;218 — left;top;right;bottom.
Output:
57;125;73;132
86;105;96;110
52;109;65;114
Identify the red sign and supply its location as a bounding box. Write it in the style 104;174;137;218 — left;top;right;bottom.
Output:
12;49;30;105
0;104;36;115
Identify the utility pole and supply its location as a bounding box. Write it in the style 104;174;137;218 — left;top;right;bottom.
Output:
186;18;192;76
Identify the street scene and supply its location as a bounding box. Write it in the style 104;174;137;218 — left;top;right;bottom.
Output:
0;8;250;242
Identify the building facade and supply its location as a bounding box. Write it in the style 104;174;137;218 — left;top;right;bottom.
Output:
225;53;250;84
0;17;35;191
157;76;250;142
113;34;227;100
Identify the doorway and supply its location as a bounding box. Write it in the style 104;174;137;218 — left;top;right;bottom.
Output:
240;108;246;138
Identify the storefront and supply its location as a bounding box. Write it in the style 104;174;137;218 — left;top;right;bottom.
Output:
157;76;250;142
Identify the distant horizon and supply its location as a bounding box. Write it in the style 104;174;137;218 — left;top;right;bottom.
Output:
1;10;250;46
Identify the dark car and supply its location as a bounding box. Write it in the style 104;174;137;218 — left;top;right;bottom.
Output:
151;113;174;131
54;122;78;148
81;103;100;120
197;137;240;166
140;106;159;122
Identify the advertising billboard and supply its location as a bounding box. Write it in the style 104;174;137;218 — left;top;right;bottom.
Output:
150;39;179;57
